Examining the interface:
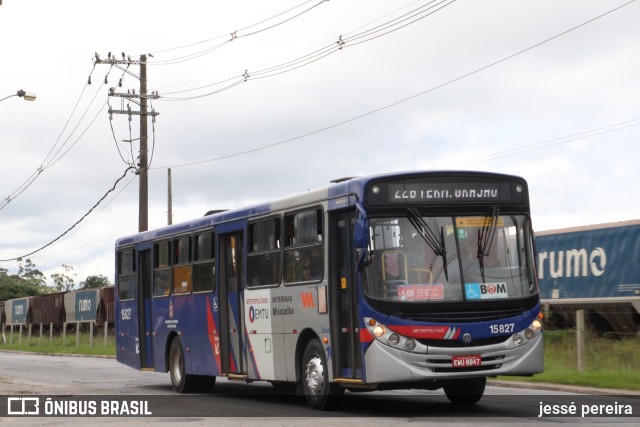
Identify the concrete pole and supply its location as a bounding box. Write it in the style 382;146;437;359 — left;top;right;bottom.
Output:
576;309;586;373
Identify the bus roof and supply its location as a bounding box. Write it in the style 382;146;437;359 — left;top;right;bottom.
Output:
115;170;526;247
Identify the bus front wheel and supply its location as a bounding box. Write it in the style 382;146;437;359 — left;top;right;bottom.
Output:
443;377;486;405
301;339;343;410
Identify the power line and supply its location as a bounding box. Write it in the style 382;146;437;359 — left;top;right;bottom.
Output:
43;99;108;170
0;167;135;262
33;174;138;258
151;0;428;94
0;97;108;211
145;0;330;65
342;0;450;47
236;0;327;39
449;119;640;167
154;0;636;168
158;0;456;100
0;63;120;212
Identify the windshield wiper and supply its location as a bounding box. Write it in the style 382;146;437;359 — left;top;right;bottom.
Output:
407;208;449;281
477;207;500;283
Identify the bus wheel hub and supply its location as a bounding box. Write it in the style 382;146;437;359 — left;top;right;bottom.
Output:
305;356;325;395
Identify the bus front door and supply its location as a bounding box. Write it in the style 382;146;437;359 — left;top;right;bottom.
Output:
219;232;246;375
330;210;363;381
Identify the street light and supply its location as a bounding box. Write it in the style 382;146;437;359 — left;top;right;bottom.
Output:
0;89;37;103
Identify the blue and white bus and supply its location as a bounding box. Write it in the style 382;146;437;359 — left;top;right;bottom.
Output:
115;171;543;409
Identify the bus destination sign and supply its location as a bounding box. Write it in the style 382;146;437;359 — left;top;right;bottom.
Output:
366;178;528;206
388;183;502;203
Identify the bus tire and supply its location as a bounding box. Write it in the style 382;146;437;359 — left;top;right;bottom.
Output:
301;339;343;410
169;337;197;393
443;377;486;405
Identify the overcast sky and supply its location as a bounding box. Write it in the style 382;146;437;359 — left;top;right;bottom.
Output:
0;0;638;286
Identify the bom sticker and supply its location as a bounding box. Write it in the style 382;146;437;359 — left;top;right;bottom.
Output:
465;283;508;300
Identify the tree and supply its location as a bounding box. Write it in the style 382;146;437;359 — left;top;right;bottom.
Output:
80;274;111;289
16;258;46;288
50;264;76;292
0;269;39;300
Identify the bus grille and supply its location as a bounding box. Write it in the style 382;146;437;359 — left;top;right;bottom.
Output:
418;336;509;348
395;308;523;323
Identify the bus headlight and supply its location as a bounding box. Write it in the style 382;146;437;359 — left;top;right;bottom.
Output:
364;317;424;353
524;328;535;340
388;334;400;346
513;334;524;346
531;319;542;331
373;325;386;338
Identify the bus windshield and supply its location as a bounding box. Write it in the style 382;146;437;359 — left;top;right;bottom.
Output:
364;214;537;303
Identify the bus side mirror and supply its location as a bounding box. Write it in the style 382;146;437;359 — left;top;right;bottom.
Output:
354;202;371;270
354;218;368;249
354;218;371;270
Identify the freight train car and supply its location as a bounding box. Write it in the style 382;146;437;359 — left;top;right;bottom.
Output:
0;286;115;330
4;296;33;327
31;292;65;327
63;286;115;326
99;286;115;325
65;289;101;324
536;220;640;334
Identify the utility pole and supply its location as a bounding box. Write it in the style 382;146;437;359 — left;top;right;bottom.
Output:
167;168;173;225
95;52;159;232
139;54;149;232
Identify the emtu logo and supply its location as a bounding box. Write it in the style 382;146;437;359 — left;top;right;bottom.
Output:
301;292;315;309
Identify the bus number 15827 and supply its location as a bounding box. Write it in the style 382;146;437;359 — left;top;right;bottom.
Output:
489;323;514;334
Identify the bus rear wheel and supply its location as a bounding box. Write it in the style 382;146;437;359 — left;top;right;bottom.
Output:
443;377;486;405
169;337;215;393
169;337;192;393
301;339;343;410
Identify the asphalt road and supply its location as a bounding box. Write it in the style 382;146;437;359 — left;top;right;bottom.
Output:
0;351;638;426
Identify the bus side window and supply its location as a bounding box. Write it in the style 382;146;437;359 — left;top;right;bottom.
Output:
173;235;193;295
117;248;136;301
284;208;324;284
193;231;215;292
153;240;172;297
247;218;282;287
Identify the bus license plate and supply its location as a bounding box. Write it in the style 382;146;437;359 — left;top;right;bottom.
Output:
452;355;482;368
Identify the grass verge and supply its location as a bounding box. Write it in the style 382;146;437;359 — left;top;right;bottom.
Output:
498;329;640;391
1;329;115;357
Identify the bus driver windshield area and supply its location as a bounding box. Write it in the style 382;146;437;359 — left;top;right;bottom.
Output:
364;213;537;303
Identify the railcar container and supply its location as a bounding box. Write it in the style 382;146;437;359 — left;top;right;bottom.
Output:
536;219;640;333
100;286;115;324
4;297;33;325
31;292;65;326
64;289;101;324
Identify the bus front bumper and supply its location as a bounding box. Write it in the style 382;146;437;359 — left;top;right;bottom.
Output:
363;333;544;384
